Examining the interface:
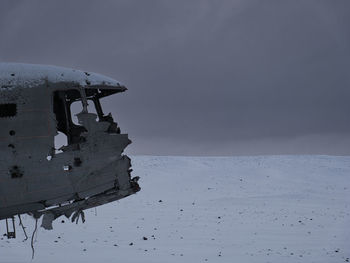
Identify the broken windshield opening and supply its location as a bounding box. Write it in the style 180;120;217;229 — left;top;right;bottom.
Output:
84;88;121;134
53;88;121;149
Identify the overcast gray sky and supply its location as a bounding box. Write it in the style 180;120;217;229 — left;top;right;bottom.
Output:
1;0;349;155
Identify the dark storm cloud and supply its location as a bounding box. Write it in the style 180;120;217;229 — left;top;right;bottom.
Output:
1;0;350;155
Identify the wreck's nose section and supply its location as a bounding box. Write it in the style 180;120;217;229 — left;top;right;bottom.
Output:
37;111;140;228
72;112;140;199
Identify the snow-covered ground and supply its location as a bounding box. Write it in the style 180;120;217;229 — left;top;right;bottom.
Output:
1;155;350;263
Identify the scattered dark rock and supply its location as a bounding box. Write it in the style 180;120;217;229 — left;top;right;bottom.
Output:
158;200;162;203
143;237;148;240
61;220;65;223
129;242;133;246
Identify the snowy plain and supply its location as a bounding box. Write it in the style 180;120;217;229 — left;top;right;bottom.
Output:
1;155;350;263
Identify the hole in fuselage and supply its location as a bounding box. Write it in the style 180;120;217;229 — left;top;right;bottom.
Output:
54;131;68;153
70;100;97;125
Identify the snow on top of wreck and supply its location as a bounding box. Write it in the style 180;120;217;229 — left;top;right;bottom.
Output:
0;62;125;89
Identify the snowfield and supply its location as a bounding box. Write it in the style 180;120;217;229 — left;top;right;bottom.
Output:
1;155;350;263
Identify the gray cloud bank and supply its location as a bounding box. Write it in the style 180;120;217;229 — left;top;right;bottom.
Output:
1;0;349;155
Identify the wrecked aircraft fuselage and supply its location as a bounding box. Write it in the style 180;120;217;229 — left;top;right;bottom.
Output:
0;63;140;230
